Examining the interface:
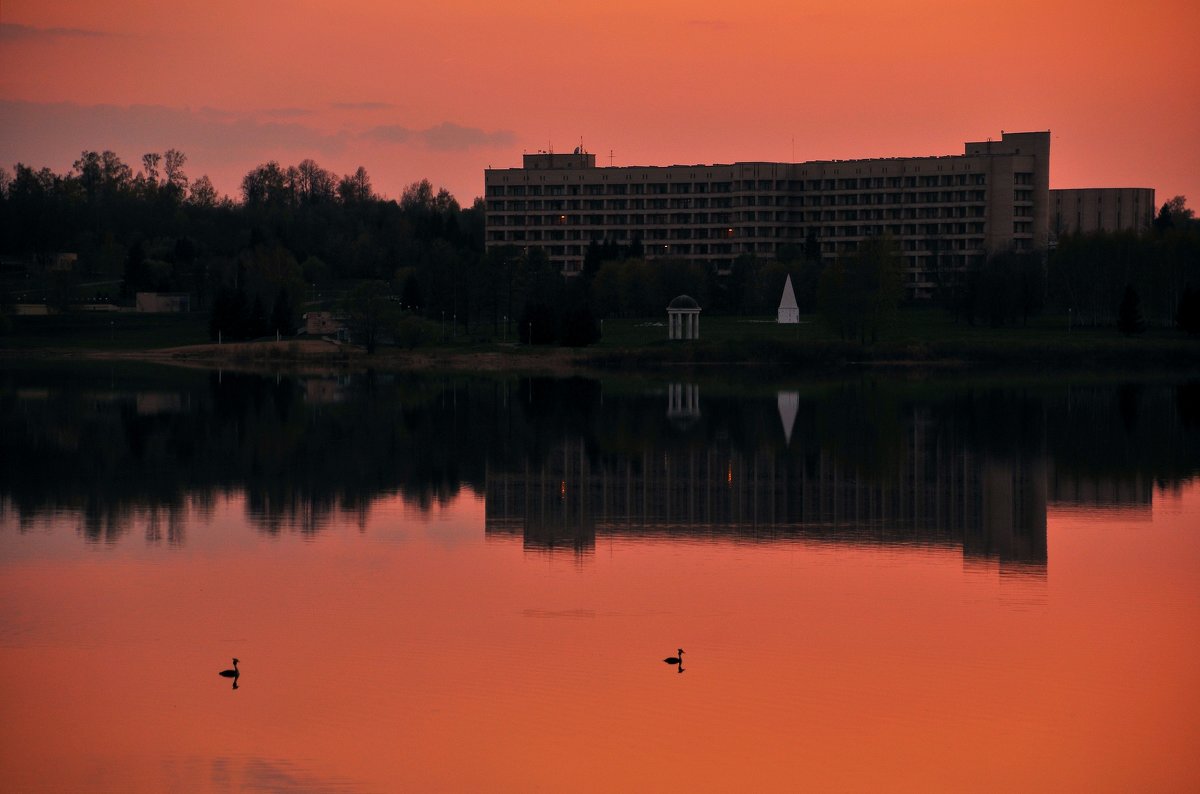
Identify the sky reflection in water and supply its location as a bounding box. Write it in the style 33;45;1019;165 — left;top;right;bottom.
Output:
1;368;1198;791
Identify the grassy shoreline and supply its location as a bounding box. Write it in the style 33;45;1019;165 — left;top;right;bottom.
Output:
3;309;1199;376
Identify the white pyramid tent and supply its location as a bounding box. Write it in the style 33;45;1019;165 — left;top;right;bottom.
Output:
777;274;799;323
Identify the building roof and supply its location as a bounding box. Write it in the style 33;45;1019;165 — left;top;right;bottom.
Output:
778;275;798;311
667;294;700;311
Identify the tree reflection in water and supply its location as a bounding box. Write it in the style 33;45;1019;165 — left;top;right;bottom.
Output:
1;366;1196;569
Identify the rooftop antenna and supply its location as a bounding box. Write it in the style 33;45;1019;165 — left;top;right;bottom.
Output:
609;149;614;167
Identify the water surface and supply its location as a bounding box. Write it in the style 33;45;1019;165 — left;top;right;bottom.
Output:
2;367;1198;791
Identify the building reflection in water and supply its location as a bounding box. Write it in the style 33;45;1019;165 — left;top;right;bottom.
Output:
487;385;1049;575
4;369;1184;553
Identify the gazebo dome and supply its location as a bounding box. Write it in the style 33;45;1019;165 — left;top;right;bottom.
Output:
667;294;700;310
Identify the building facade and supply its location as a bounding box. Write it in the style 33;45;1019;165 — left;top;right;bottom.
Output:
1049;187;1155;239
485;131;1052;300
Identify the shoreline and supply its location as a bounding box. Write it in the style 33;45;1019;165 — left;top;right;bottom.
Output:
5;335;1199;378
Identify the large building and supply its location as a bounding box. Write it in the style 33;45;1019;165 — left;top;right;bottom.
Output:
1049;187;1156;238
485;130;1053;299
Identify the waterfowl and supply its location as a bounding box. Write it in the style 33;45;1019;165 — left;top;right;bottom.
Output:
663;649;684;664
219;658;240;677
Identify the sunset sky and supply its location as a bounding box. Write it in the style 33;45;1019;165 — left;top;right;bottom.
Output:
2;0;1197;207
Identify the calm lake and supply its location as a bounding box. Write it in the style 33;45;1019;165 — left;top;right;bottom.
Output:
2;365;1198;791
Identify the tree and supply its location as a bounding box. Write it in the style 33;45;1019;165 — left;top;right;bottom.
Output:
302;255;330;286
122;239;149;298
400;270;423;311
163;149;188;200
141;153;161;186
241;161;288;206
518;301;557;345
270;288;295;336
817;236;903;343
559;279;600;346
73;150;132;200
1177;286;1200;336
340;280;400;354
337;166;373;204
1154;195;1194;233
964;250;1045;327
294;159;335;204
188;175;219;207
1117;284;1146;336
209;284;247;341
400;179;436;212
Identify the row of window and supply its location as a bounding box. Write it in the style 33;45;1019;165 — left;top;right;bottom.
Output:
532;246;984;272
491;210;989;228
484;173;989;197
488;190;992;213
488;223;986;243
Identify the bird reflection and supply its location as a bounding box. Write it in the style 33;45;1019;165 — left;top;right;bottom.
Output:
219;658;240;689
663;648;685;673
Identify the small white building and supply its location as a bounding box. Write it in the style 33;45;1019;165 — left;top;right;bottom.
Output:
667;295;701;340
777;275;799;324
303;311;348;340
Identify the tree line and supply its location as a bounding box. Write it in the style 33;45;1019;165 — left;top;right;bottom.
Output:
1047;198;1199;332
0;149;487;340
2;148;1197;346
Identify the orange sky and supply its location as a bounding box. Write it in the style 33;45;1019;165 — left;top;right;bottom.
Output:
2;0;1198;207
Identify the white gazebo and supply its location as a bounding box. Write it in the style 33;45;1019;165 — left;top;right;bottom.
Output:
667;295;701;340
777;274;799;323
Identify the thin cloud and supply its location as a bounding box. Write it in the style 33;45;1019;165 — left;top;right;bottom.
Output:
0;100;346;167
421;122;516;151
0;23;116;41
331;101;394;110
363;125;412;143
363;122;515;151
259;107;314;118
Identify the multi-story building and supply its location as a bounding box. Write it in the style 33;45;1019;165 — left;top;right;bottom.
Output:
1049;187;1156;239
484;130;1052;300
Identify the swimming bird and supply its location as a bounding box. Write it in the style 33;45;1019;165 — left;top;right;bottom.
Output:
219;658;240;678
663;649;684;664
